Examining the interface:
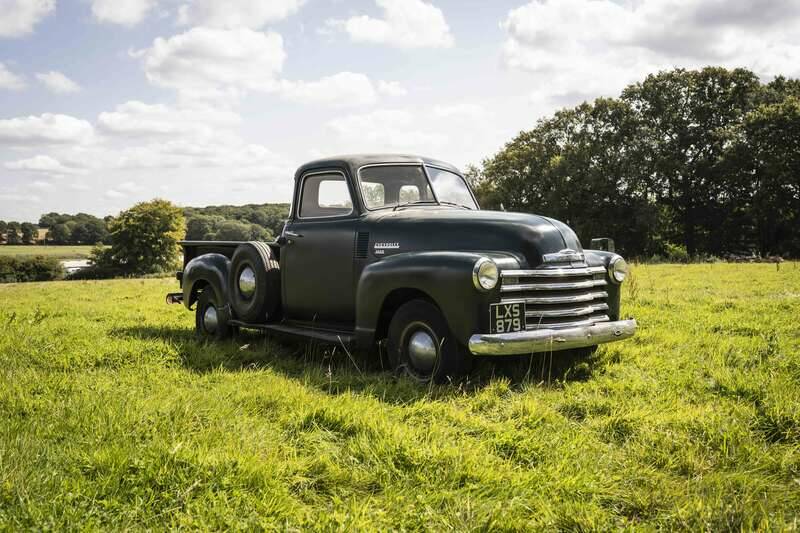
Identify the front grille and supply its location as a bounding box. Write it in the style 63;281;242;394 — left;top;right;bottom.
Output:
500;266;610;330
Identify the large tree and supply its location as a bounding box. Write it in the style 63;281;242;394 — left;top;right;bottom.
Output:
95;199;185;275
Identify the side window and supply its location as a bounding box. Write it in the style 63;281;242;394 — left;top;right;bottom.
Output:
299;173;353;218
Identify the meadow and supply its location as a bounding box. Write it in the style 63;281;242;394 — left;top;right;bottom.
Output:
0;263;798;530
0;245;95;260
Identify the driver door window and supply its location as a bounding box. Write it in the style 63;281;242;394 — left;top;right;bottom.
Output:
300;174;353;218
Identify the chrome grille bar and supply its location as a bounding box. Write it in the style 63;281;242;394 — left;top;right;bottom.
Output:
525;303;609;318
501;279;607;292
526;315;610;330
502;266;606;278
502;291;607;305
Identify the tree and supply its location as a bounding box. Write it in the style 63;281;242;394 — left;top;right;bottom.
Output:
185;214;224;240
48;223;72;244
97;199;185;275
0;221;7;234
20;223;37;244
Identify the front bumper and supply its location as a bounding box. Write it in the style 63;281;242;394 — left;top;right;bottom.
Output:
468;319;637;356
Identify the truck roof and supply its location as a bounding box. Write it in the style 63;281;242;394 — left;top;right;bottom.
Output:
294;153;461;180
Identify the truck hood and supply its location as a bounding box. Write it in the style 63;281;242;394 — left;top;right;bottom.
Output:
364;207;582;267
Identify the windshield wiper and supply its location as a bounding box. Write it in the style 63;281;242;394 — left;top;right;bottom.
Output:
437;201;471;210
392;200;438;211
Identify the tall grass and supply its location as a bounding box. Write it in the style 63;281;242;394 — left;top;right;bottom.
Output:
0;264;799;529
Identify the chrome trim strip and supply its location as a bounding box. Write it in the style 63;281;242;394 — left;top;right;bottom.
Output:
501;291;608;305
528;316;610;330
501;279;607;292
525;303;609;319
469;319;637;356
501;266;606;278
543;248;585;263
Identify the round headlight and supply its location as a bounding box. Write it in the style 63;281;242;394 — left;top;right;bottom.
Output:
473;258;499;291
609;256;628;283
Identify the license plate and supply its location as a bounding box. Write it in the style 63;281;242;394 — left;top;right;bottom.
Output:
489;302;525;334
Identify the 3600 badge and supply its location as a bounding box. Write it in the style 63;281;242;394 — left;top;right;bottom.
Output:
489;302;525;333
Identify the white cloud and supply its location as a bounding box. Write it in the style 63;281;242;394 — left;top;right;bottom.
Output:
0;114;94;145
105;189;125;199
279;72;378;107
0;0;54;37
377;80;407;97
138;27;286;96
326;109;447;152
4;154;86;176
97;100;241;138
177;0;304;29
36;71;81;93
0;62;26;90
327;0;454;49
502;0;800;105
433;103;486;120
91;0;155;27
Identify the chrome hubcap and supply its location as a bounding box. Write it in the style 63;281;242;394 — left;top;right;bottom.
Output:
238;267;256;298
407;328;438;375
203;305;218;333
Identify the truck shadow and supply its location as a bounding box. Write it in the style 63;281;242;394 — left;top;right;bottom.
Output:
113;326;601;403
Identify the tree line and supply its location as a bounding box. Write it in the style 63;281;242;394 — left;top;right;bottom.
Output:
468;67;800;258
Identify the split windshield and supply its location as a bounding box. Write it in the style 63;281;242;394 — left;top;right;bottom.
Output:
358;165;478;210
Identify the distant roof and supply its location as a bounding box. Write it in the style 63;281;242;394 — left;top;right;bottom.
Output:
295;154;461;179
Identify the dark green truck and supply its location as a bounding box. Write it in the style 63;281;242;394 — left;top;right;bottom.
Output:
168;154;636;382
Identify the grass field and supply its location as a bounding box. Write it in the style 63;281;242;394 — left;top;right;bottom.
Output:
1;264;799;530
0;245;95;260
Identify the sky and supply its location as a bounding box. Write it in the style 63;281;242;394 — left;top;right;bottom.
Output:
1;0;799;222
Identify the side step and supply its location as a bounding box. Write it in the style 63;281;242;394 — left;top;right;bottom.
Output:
229;320;355;347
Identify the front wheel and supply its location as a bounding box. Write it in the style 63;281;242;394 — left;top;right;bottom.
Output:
387;299;472;383
195;289;233;340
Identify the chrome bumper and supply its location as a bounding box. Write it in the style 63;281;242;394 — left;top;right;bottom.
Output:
468;319;637;356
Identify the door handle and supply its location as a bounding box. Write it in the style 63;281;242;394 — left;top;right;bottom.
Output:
285;231;303;239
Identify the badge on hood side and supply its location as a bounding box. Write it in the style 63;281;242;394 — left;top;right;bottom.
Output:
373;242;400;256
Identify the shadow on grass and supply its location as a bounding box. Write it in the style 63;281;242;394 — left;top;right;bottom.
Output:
113;325;601;403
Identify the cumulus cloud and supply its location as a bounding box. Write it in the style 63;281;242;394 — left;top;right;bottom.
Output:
502;0;800;105
177;0;305;29
433;103;486;120
326;109;447;152
97;100;241;138
4;154;86;176
327;0;454;49
0;62;26;90
138;27;286;96
377;80;407;97
0;0;54;37
0;113;94;145
36;71;81;93
279;72;378;107
90;0;155;26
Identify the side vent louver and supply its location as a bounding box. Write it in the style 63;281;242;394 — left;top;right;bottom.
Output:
355;232;370;259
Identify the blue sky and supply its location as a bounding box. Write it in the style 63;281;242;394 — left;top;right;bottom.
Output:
1;0;799;222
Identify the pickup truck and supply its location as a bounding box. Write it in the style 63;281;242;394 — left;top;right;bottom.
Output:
167;154;637;382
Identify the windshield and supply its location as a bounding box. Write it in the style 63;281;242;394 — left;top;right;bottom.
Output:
358;164;478;210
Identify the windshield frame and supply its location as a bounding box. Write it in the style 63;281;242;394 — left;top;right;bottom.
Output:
356;162;480;212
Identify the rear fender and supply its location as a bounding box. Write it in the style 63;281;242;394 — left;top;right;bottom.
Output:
182;253;231;310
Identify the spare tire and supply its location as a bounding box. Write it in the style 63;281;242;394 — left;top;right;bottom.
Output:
228;242;281;323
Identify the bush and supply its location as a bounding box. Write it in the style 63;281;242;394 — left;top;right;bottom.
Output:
664;242;690;263
0;256;64;283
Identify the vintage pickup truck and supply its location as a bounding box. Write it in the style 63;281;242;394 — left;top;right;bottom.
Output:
167;154;636;382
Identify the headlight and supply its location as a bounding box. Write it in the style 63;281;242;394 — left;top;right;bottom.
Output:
609;256;628;283
473;258;499;291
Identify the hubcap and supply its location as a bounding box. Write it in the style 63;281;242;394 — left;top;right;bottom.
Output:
238;266;256;298
407;328;438;375
203;304;219;333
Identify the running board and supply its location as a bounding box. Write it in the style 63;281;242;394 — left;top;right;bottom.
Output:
229;320;355;346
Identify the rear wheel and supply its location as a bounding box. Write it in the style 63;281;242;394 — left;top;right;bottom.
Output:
387;299;471;383
196;289;232;340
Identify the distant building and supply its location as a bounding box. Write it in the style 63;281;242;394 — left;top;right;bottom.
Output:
36;228;49;244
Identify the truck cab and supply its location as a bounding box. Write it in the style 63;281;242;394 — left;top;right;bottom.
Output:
169;154;637;382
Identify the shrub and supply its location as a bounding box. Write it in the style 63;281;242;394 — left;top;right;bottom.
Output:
0;255;64;283
664;242;690;263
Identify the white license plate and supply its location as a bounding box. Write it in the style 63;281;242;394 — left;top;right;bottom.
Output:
489;302;525;334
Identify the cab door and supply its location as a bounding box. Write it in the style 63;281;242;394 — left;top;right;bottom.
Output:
281;170;358;328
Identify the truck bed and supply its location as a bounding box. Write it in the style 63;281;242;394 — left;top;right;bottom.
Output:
179;240;281;268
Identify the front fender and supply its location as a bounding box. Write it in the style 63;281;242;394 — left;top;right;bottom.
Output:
182;253;231;310
355;251;510;349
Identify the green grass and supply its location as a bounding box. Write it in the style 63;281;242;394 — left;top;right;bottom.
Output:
1;263;799;530
0;245;95;260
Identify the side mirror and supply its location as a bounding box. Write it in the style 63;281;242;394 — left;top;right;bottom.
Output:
590;237;615;253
